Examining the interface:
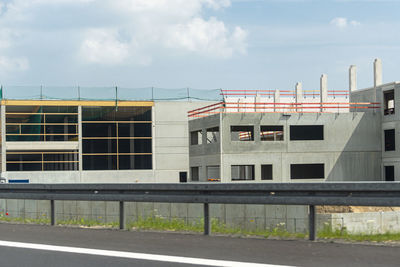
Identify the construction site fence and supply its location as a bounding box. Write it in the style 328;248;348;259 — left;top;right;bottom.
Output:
0;86;223;102
0;86;351;102
188;102;380;118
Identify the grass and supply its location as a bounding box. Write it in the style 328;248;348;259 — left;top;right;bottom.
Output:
1;212;400;243
128;216;307;239
318;224;400;242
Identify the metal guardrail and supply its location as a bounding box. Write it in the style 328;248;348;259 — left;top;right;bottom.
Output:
0;182;400;240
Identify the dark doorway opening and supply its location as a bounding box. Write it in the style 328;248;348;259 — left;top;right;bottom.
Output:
385;166;395;181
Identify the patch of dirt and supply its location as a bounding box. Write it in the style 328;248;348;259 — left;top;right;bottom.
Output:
317;206;400;213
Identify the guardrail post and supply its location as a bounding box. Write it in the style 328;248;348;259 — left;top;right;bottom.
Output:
204;203;211;235
309;205;316;241
119;201;125;230
50;200;55;226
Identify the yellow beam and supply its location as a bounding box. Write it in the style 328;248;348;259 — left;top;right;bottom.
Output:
1;99;154;107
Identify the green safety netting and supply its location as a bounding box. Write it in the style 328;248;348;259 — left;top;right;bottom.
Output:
0;86;223;102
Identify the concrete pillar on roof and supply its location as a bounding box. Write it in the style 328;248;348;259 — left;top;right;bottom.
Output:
255;91;260;112
349;65;357;92
296;82;302;112
374;58;382;88
320;74;328;112
274;90;280;112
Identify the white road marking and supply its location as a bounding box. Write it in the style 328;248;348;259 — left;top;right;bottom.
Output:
0;240;294;267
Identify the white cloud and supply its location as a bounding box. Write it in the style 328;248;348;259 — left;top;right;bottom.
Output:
83;0;246;64
80;29;130;65
0;56;29;72
330;17;348;28
0;0;245;68
166;17;247;58
330;17;361;28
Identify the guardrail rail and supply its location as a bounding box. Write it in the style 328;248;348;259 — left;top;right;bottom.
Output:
0;182;399;240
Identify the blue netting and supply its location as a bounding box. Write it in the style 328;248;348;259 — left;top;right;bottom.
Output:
0;86;224;101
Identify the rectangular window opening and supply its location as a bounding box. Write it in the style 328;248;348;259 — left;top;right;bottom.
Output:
384;129;395;151
231;126;254;141
260;126;283;141
207;165;220;182
179;172;187;183
191;167;199;182
206;127;219;144
6;150;79;171
82;106;152;170
231;165;254;181
290;125;324;141
190;130;202;145
384;90;395;115
385;166;395;181
261;164;273;180
290;163;324;179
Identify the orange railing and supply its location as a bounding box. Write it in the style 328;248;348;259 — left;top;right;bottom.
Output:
188;102;380;118
220;89;349;98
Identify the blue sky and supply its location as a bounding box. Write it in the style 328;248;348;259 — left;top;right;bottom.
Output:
0;0;399;92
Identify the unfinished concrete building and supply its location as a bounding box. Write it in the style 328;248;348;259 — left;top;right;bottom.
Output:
0;88;215;183
0;59;397;183
188;59;394;182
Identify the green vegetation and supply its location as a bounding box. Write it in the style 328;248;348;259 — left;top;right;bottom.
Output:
128;216;306;239
1;212;400;243
318;224;400;242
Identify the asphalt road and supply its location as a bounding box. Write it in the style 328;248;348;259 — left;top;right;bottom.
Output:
0;223;399;267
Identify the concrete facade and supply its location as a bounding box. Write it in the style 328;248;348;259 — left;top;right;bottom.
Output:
1;100;212;183
189;59;400;183
189;112;381;182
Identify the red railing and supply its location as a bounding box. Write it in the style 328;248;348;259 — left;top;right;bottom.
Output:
188;102;380;118
220;90;349;98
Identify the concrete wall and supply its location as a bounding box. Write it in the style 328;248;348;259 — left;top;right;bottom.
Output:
379;83;400;181
0;199;309;233
190;112;382;182
321;211;400;234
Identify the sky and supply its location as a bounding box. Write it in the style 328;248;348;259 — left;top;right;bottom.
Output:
0;0;399;92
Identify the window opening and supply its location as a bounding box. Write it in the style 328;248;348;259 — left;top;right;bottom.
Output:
290;164;324;179
290;125;323;140
384;90;395;115
231;126;254;141
260;126;283;141
6;150;79;171
385;166;395;181
206;127;219;144
231;165;254;181
191;167;199;182
207;165;220;182
82;106;152;170
190;130;202;145
179;172;187;183
261;164;273;180
384;129;395;151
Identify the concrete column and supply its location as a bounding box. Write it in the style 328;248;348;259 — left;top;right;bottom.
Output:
349;65;357;92
374;58;382;88
78;106;82;177
255;92;260;112
274;90;280;112
295;82;302;112
320;74;328;112
1;105;6;173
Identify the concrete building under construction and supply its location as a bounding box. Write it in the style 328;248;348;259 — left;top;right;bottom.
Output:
0;59;398;183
